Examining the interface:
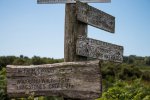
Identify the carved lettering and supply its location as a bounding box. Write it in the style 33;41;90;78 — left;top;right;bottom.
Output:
16;67;73;76
76;37;123;62
16;78;74;90
76;1;115;33
7;61;102;99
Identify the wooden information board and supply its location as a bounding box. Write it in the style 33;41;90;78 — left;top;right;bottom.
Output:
7;61;101;99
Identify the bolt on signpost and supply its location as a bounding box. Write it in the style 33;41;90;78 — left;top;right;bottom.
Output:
7;0;124;100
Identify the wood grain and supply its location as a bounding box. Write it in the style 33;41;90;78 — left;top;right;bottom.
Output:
7;61;102;99
64;3;87;62
76;37;123;62
76;1;115;33
37;0;111;4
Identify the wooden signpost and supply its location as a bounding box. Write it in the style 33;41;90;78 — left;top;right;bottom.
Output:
64;3;88;62
37;0;111;4
7;61;101;99
76;1;115;33
76;37;123;62
7;0;124;100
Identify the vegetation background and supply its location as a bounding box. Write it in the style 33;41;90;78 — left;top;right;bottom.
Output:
0;55;150;100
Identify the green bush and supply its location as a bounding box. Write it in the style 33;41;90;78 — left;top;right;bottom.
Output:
97;79;150;100
118;65;142;80
101;62;142;81
0;68;7;100
145;57;150;65
142;71;150;81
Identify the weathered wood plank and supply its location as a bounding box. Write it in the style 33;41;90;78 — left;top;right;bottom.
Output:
76;37;124;62
37;0;111;4
76;1;115;33
64;3;87;62
64;3;100;100
7;61;102;99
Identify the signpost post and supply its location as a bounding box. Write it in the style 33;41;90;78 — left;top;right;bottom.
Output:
64;4;88;62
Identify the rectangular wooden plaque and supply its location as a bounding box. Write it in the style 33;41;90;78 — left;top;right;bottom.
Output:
37;0;111;4
7;61;101;99
76;1;115;33
76;37;123;62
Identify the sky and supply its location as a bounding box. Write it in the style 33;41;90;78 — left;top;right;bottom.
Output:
0;0;150;58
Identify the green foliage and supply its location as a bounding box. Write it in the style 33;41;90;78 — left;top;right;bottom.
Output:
101;61;150;83
145;57;150;65
102;63;142;81
123;55;150;66
142;71;150;81
0;68;7;100
97;79;150;100
0;55;63;68
119;65;142;80
0;55;150;100
128;55;136;64
0;56;16;69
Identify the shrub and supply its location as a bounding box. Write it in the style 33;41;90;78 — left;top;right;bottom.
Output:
97;79;150;100
0;68;7;100
142;71;150;81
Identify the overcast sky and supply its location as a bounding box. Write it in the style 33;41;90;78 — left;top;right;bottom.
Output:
0;0;150;58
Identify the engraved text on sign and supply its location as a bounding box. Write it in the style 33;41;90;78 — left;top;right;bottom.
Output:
76;1;115;33
76;37;123;62
7;61;101;99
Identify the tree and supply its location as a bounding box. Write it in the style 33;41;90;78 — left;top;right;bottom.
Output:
128;55;136;64
31;56;45;65
145;57;150;65
13;58;25;65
